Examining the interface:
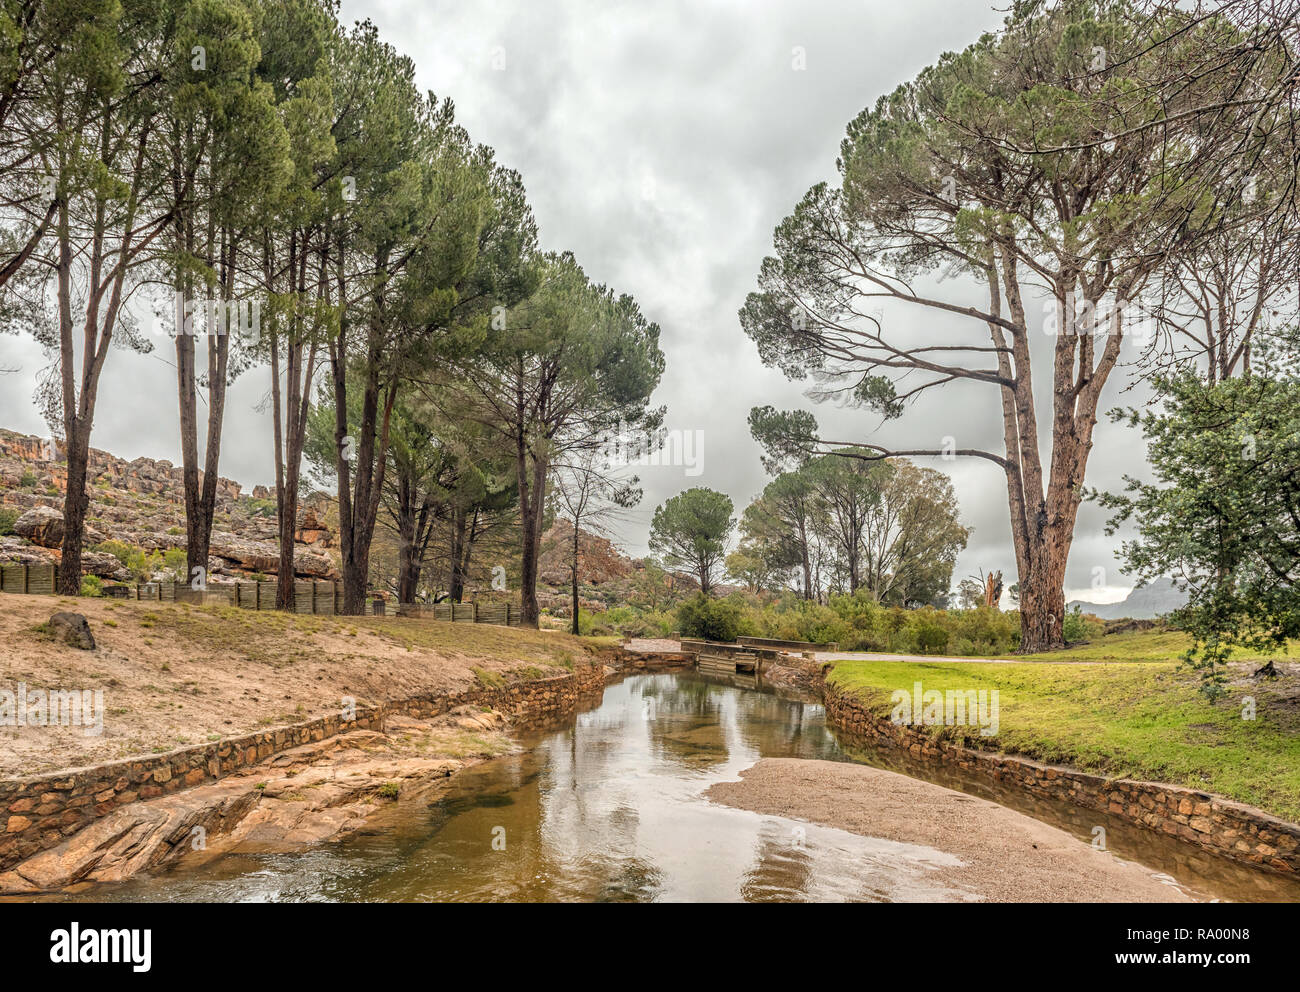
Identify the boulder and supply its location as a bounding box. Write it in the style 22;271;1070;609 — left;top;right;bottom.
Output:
209;532;280;574
136;532;187;552
209;531;338;579
293;550;337;579
0;536;55;567
294;509;332;547
47;612;95;650
80;551;131;581
13;506;63;548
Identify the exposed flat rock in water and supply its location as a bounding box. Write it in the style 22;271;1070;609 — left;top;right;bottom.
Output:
706;758;1193;903
0;707;514;895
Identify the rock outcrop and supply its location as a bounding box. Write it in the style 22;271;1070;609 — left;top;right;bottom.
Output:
209;532;337;579
13;506;64;547
293;509;332;547
538;519;633;586
0;429;339;581
0;707;511;894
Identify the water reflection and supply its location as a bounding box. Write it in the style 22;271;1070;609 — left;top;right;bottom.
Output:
39;672;1300;903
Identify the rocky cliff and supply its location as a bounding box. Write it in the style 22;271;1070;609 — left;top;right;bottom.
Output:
0;429;657;599
0;428;336;581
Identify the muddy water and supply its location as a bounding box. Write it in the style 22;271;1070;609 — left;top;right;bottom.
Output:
49;672;1300;902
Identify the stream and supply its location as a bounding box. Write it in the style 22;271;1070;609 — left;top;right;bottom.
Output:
42;672;1300;903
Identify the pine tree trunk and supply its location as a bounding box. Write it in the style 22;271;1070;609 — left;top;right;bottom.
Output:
341;555;367;614
457;509;477;598
276;480;298;610
195;327;227;577
570;521;580;635
449;508;468;603
1017;551;1067;652
56;425;90;595
516;439;547;628
519;509;539;624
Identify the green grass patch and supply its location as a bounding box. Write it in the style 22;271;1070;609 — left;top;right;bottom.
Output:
509;665;550;681
471;667;505;689
1015;629;1300;664
828;658;1300;821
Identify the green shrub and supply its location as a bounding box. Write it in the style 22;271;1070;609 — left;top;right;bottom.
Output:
91;541;163;581
246;498;277;518
914;620;949;655
19;471;37;488
594;585;1023;656
575;608;615;637
123;548;163;581
946;605;1021;655
769;600;851;646
92;540;137;567
0;507;17;536
603;605;637;627
600;604;663;638
1063;604;1101;643
79;574;104;597
676;594;752;642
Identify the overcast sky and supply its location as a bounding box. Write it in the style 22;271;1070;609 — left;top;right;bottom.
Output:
0;0;1161;604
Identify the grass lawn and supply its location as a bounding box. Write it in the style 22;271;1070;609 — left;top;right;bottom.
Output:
1015;628;1300;664
827;655;1300;821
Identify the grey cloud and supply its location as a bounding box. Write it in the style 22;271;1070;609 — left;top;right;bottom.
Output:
0;0;1153;602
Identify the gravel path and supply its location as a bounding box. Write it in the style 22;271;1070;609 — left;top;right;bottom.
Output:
706;758;1193;902
813;650;1020;663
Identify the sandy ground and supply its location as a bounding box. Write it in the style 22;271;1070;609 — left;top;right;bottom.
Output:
706;758;1194;902
0;594;594;778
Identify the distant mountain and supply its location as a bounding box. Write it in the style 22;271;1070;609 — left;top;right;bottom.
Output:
1068;579;1188;620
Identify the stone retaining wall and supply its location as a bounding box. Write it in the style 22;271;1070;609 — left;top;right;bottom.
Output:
0;661;608;871
823;680;1300;874
612;649;695;671
761;655;830;693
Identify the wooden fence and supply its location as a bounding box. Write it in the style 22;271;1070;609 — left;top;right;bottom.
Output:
395;601;522;626
0;563;520;626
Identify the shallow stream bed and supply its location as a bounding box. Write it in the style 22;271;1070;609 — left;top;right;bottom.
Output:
43;672;1300;903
